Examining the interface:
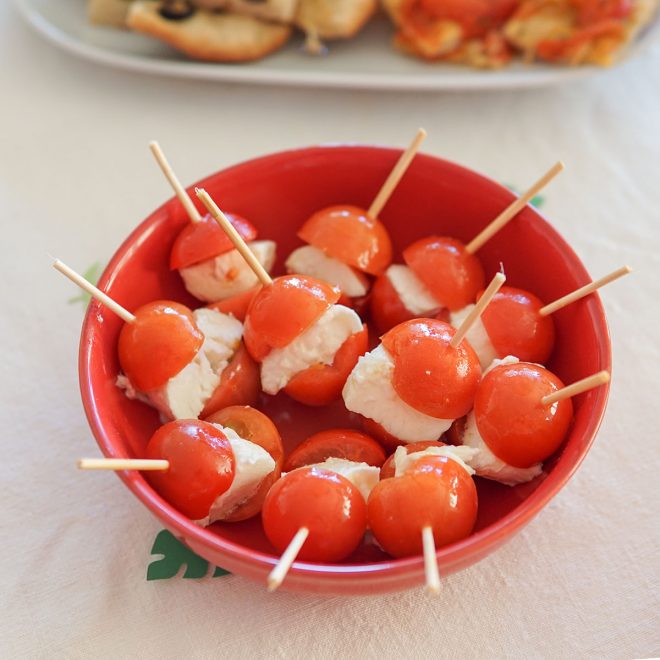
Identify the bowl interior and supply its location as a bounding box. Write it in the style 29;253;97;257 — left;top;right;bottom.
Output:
80;145;611;592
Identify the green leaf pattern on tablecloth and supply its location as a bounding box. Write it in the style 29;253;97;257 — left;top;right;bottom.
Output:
504;184;545;209
67;261;103;307
147;530;230;581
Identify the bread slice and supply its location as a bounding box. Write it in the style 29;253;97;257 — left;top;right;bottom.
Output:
193;0;300;23
296;0;377;39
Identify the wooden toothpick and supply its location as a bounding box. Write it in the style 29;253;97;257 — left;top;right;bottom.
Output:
368;128;427;218
195;188;273;287
542;370;610;407
466;161;564;254
53;259;135;323
149;141;202;223
422;526;441;594
450;272;506;348
540;266;632;316
77;458;169;471
267;527;309;592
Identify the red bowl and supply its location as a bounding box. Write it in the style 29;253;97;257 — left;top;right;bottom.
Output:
79;144;611;594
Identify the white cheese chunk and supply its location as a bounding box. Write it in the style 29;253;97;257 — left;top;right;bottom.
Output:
195;426;276;526
261;304;363;395
386;264;442;316
342;344;452;443
305;458;380;502
117;308;243;421
450;304;499;370
392;445;478;478
179;240;276;303
285;245;369;298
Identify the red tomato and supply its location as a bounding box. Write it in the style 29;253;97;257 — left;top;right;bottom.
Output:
573;0;632;25
475;362;573;468
262;467;367;562
379;440;446;480
445;416;466;446
284;325;368;406
118;300;204;391
361;418;408;453
536;20;625;61
206;287;260;323
170;212;258;270
368;455;477;557
204;405;284;521
243;275;341;362
479;286;555;364
200;343;260;418
403;236;485;311
298;205;393;276
145;420;235;520
284;429;386;472
369;272;419;335
416;0;518;36
382;319;482;419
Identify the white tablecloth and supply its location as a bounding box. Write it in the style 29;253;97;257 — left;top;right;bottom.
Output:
2;3;659;657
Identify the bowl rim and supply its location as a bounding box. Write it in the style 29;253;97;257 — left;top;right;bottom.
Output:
79;143;612;583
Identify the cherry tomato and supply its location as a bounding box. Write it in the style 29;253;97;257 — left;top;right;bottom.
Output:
145;420;235;520
475;362;573;468
361;417;408;453
479;285;555;364
382;319;482;419
379;440;446;480
262;467;367;562
284;429;386;472
298;205;393;276
369;272;418;335
205;405;284;522
403;236;485;311
368;454;477;557
243;275;341;362
200;343;260;418
284;324;368;406
118;300;204;392
170;212;258;270
206;287;260;323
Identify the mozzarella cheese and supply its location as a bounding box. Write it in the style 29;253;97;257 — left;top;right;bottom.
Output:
450;304;498;370
195;425;276;527
305;458;380;502
179;240;276;302
261;304;362;395
386;264;441;315
117;308;243;421
285;245;369;298
392;445;478;478
342;344;452;443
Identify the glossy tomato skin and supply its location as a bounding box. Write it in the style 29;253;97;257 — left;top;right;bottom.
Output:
284;325;368;406
475;362;573;468
200;343;260;418
379;440;446;480
284;428;386;472
243;275;341;362
368;455;477;557
205;405;284;522
206;287;261;323
403;236;485;311
145;420;235;520
170;212;257;270
479;286;555;364
382;319;482;419
118;300;204;392
262;467;367;562
298;205;393;276
369;272;419;335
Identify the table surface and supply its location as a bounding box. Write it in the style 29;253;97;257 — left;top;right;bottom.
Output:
2;3;659;658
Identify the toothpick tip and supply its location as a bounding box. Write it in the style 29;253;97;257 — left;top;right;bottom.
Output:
267;577;280;592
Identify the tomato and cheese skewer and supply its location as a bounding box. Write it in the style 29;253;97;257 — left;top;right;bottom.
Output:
196;188;367;406
368;447;478;592
370;162;564;334
285;129;426;301
455;356;610;485
264;467;368;590
149;141;276;303
344;273;504;447
450;266;631;367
